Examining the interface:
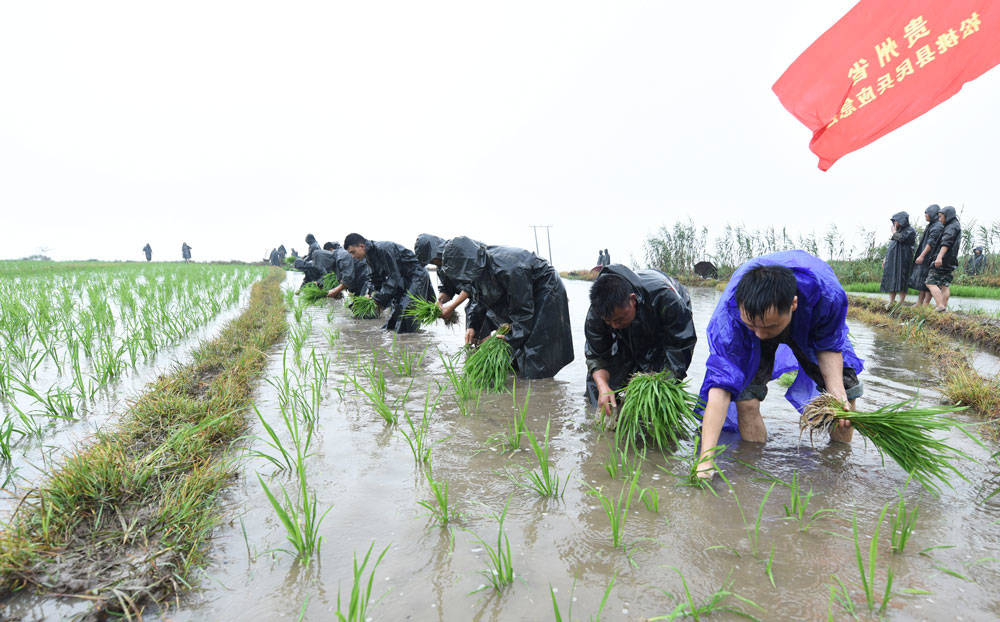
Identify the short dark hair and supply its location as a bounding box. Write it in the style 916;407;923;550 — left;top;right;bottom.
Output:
344;233;366;248
322;241;336;251
305;233;316;244
590;273;633;318
735;265;797;321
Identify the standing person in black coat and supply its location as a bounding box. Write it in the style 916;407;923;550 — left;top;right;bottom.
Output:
909;205;942;307
879;212;916;306
142;243;152;262
965;247;986;275
181;242;192;262
584;265;696;427
926;206;961;312
344;233;434;334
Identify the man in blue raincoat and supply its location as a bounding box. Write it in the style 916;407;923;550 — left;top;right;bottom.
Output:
696;250;864;479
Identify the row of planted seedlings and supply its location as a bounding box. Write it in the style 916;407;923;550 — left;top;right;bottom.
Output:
0;263;267;491
275;286;1000;619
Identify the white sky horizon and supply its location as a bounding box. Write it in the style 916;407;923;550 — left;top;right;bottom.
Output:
2;1;997;268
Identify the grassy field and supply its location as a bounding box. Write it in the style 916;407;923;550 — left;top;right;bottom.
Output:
843;281;1000;299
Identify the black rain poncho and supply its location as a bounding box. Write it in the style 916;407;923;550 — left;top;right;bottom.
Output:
880;211;915;293
909;205;942;291
415;233;459;297
277;245;287;262
329;244;372;295
181;243;192;260
142;244;152;261
294;249;337;286
305;238;321;261
584;265;696;406
441;236;574;379
365;240;434;333
934;206;962;272
966;247;986;275
269;249;280;266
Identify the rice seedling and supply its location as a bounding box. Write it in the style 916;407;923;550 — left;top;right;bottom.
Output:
463;324;513;393
889;480;918;553
778;472;840;532
662;435;726;495
320;271;339;290
605;443;645;480
325;327;341;347
512;418;567;498
800;394;979;493
614;371;701;455
470;498;515;592
299;282;329;304
649;567;763;621
418;464;460;527
494;382;529;451
402;294;460;327
640;486;660;513
440;349;478;415
292;299;305;323
585;469;640;550
399;391;437;465
257;468;332;565
347;295;380;319
380;337;426;376
335;542;390;622
847;503;894;614
249;402;313;473
549;574;616;622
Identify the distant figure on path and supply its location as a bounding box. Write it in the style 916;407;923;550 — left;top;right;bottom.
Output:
142;243;152;262
909;205;942;307
926;206;961;312
344;233;434;334
181;242;192;262
965;247;986;275
596;250;605;267
879;211;915;307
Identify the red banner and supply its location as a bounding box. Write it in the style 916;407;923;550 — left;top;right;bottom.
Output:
773;1;1000;170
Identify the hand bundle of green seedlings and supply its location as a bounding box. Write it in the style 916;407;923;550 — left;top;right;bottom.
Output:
615;371;701;454
299;282;329;304
800;394;978;493
463;324;513;393
347;295;380;319
320;271;339;290
402;294;460;327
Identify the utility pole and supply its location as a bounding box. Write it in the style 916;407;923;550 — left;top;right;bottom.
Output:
528;225;553;266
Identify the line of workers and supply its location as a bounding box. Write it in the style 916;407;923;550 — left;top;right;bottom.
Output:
291;231;866;480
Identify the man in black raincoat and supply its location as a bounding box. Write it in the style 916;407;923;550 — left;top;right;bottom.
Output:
415;233;458;304
965;247;986;275
909;205;942;307
181;242;192;262
584;265;697;425
344;233;434;334
440;236;574;379
926;206;961;312
293;247;335;288
304;234;321;260
879;211;916;306
277;245;287;263
142;243;152;262
323;241;372;298
269;248;281;266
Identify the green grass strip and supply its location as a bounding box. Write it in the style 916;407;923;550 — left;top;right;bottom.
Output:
843;281;1000;299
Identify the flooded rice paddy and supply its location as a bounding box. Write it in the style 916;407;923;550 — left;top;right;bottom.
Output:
13;274;1000;621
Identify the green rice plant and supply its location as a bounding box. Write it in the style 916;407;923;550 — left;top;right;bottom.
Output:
585;469;640;550
470;498;515;592
249;402;313;472
849;504;894;614
321;271;339;290
663;436;726;496
649;567;763;621
325;327;341;347
284;288;296;307
800;395;979;494
747;482;776;556
550;574;615;622
605;443;645;480
380;337;426;376
440;349;478;415
779;472;839;532
640;486;660;513
299;282;329;304
0;416;15;463
463;324;513;393
418;463;460;527
513;418;567;498
614;371;701;455
257;468;332;565
292;299;305;323
399;391;436;465
347;295;380;319
889;480;918;553
335;542;389;622
402;294;459;327
494;382;529;451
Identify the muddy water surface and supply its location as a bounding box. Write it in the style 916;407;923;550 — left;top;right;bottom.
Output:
126;277;1000;620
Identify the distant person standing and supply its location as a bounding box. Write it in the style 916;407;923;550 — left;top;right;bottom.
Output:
965;247;986;275
926;206;961;312
277;245;287;263
269;248;281;266
181;242;192;262
142;243;152;262
909;205;942;307
879;212;915;307
596;250;605;267
604;249;611;265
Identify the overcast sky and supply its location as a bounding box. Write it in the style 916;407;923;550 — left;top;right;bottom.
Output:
2;1;998;267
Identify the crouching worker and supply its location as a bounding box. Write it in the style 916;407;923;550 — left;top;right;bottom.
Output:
584;266;697;429
441;236;573;379
697;250;864;479
344;233;434;333
415;233;461;309
323;241;372;298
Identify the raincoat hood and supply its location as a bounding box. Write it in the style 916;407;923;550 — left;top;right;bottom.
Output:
941;206;958;224
891;211;910;228
974;247;984;254
305;234;316;245
924;204;940;220
414;234;447;266
441;236;489;292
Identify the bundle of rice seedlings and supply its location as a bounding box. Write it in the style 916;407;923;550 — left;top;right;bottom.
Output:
403;295;460;327
347;294;380;319
463;324;513;392
614;371;701;454
320;271;339;290
800;394;976;493
299;282;328;304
